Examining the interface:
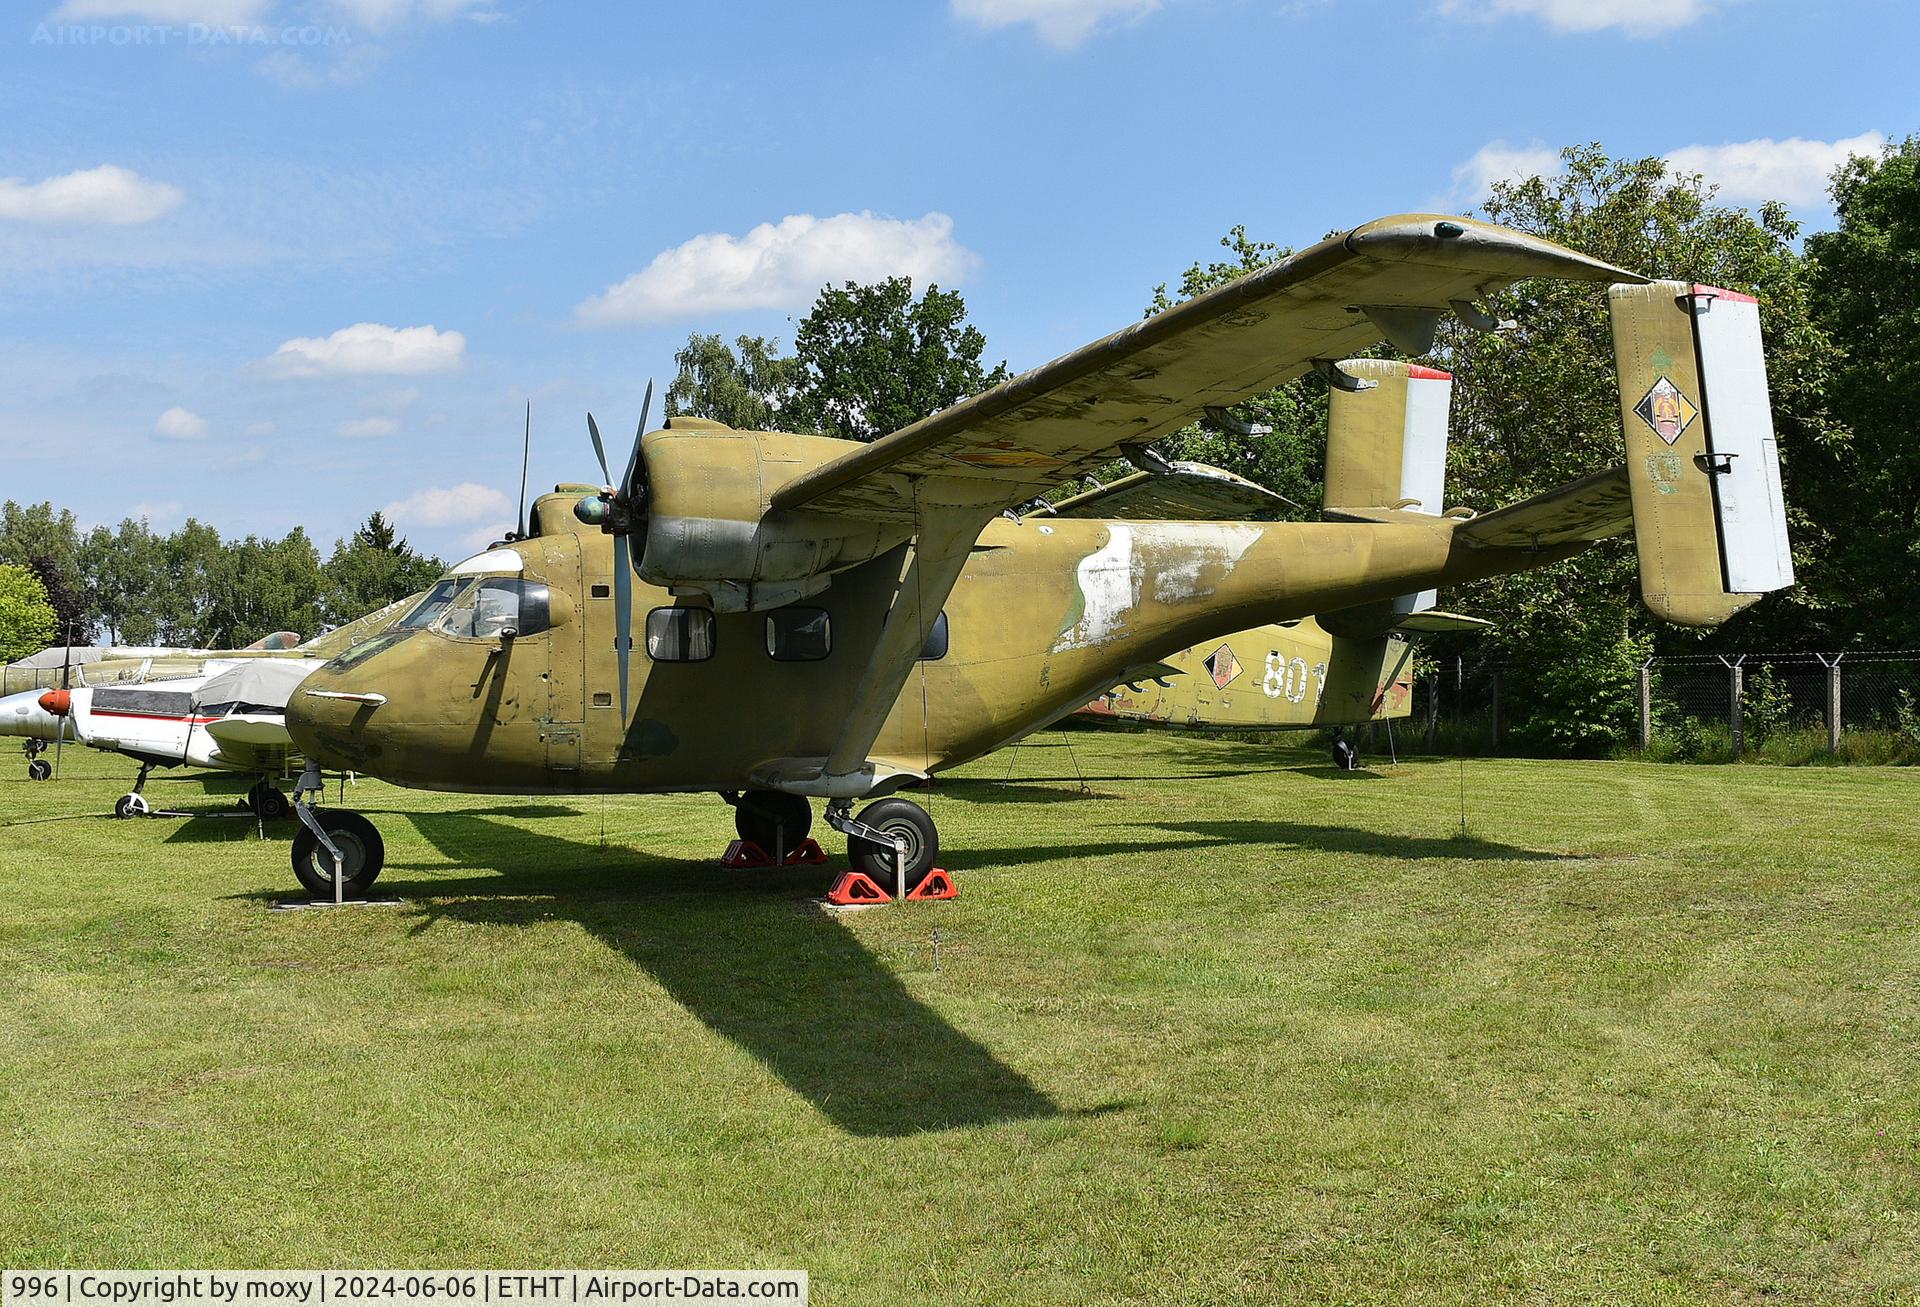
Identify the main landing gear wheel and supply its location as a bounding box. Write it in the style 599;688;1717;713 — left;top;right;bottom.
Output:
114;793;149;819
27;758;52;782
847;797;939;893
734;792;812;860
290;810;385;899
1330;737;1360;771
246;781;290;821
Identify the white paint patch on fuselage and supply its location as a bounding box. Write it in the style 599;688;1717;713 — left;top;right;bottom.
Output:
1134;522;1265;604
1052;523;1137;652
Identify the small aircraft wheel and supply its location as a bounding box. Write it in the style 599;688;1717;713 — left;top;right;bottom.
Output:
114;793;149;819
1330;738;1359;771
26;758;52;782
290;810;385;899
249;784;291;821
848;797;939;893
734;791;811;860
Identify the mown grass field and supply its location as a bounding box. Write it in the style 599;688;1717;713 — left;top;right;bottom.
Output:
2;733;1918;1304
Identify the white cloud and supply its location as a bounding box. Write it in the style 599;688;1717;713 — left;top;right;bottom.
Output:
322;0;496;29
578;211;978;326
1439;0;1722;35
153;406;208;440
337;416;399;438
262;322;465;378
951;0;1158;46
49;0;271;21
1666;132;1886;207
384;481;510;541
0;165;183;226
130;498;185;522
1450;140;1564;203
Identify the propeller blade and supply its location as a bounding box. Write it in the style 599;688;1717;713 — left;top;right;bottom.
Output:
587;413;612;486
612;534;633;723
619;379;652;503
516;401;531;539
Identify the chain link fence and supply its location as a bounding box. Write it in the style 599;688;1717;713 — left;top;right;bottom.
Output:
1405;651;1920;763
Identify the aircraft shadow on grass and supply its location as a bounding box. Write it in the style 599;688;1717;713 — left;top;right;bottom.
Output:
381;811;1065;1139
931;820;1570;873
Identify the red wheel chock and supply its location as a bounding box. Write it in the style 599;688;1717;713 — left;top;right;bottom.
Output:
906;869;957;900
826;870;892;905
783;838;829;866
719;839;776;868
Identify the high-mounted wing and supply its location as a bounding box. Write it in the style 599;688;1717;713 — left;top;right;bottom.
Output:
1042;460;1298;520
772;215;1640;524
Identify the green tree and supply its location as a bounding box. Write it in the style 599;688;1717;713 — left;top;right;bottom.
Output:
0;501;88;632
81;519;166;645
0;563;58;664
665;333;808;431
322;514;445;626
1804;134;1920;648
198;529;327;649
788;278;1010;441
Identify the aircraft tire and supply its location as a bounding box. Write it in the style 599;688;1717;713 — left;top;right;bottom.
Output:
734;792;811;860
848;798;939;893
290;811;385;899
1331;738;1359;771
26;758;52;781
249;784;291;821
114;793;149;818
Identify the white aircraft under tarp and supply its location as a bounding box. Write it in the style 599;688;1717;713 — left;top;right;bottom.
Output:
7;657;324;817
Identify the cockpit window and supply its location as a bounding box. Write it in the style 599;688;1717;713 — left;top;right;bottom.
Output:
398;580;468;631
437;578;553;640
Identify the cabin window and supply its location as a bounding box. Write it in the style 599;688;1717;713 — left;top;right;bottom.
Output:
398;579;466;630
765;607;831;662
646;607;715;662
439;579;552;640
918;611;950;661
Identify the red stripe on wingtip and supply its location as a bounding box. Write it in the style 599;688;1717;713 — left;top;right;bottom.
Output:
1407;364;1453;380
1694;284;1759;304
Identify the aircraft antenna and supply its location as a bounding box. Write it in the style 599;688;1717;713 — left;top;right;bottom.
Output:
515;400;532;540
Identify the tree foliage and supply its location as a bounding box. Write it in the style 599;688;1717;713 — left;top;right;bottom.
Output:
0;563;57;665
322;514;446;628
1803;133;1920;648
665;333;806;431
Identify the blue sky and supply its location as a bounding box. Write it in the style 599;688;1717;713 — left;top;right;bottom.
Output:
0;0;1909;559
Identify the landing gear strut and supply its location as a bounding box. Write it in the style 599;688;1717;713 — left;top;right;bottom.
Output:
24;739;52;780
288;764;385;899
825;796;940;893
115;764;154;818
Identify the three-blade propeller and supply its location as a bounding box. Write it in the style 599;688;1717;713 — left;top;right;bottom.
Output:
574;380;653;721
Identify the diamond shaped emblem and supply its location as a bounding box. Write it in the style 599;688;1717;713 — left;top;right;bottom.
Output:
1634;376;1698;446
1202;644;1241;689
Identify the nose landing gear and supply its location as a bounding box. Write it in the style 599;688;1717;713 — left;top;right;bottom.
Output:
287;765;386;900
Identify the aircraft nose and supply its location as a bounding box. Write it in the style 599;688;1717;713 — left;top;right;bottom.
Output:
38;689;71;716
284;685;381;771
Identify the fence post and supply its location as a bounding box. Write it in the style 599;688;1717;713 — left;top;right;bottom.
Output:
1489;670;1501;746
1638;658;1653;751
1424;669;1439;751
1723;655;1745;761
1827;654;1843;756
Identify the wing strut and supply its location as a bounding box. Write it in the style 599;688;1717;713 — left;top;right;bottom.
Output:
818;483;1001;794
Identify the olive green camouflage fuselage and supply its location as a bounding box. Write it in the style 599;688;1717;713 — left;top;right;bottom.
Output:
286;486;1569;796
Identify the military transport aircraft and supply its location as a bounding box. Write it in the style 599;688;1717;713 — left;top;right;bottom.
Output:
278;216;1793;900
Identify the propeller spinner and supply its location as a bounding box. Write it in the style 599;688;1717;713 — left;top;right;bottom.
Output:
574;380;653;721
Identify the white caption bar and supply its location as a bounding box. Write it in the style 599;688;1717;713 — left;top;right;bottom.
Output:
4;1273;806;1307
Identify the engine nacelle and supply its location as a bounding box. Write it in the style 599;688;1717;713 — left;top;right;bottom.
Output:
637;422;906;611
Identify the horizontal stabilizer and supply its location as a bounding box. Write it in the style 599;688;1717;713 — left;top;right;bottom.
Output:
1045;461;1297;520
1392;610;1494;634
1454;466;1633;549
